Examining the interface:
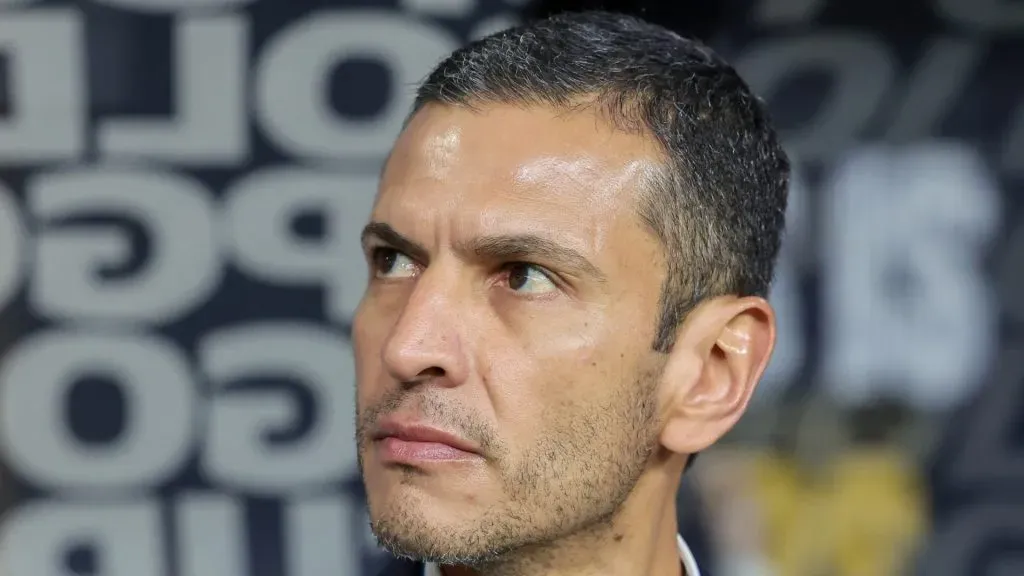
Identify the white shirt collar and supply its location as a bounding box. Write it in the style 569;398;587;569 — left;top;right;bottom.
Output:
423;534;700;576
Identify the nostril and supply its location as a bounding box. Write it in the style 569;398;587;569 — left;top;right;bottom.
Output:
420;366;445;378
399;366;447;389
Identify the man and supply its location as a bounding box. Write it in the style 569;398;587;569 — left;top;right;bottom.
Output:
354;10;789;576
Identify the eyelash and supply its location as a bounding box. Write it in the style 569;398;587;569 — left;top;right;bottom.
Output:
367;247;562;291
368;246;405;271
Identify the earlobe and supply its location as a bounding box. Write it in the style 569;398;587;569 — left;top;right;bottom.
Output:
658;296;776;455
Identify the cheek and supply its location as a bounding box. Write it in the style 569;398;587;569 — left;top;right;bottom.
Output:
495;297;606;351
481;309;624;434
494;302;628;374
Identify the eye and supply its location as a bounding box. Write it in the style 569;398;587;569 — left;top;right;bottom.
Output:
505;263;558;295
371;248;418;279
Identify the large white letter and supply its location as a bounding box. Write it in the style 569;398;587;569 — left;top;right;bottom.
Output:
0;183;25;311
254;10;457;159
820;142;1000;411
0;501;166;576
0;10;84;162
285;494;361;576
91;0;254;12
29;168;220;324
176;493;247;576
0;331;195;492
469;13;520;41
98;15;248;165
223;169;374;323
883;38;983;142
200;323;357;493
756;161;808;404
735;34;893;162
400;0;475;18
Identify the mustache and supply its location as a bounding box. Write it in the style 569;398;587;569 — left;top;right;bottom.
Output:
356;388;501;457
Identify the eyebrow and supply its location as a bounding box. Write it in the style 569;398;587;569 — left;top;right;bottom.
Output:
459;234;607;283
360;222;430;263
360;222;607;284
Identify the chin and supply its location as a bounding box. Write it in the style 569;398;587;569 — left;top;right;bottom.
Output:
370;499;480;562
367;478;470;529
367;484;514;564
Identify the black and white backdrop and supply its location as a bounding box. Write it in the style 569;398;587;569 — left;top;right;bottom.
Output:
0;0;1020;574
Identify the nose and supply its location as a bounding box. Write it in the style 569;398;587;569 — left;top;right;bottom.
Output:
381;269;471;387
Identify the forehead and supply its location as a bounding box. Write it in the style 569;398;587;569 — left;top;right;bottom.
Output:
375;103;663;244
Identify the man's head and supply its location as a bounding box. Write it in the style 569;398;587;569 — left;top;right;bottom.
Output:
354;10;788;569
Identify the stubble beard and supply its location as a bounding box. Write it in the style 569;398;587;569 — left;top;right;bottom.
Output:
364;365;664;571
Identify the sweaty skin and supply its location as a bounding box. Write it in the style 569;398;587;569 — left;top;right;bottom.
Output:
354;103;776;576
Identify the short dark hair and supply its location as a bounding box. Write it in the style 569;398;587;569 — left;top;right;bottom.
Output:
410;11;790;352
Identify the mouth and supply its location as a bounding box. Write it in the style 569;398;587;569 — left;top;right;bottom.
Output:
371;418;483;464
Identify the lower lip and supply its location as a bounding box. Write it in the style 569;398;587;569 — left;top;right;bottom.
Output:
377;437;480;463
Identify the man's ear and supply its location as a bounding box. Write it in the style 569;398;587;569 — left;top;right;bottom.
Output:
658;296;776;455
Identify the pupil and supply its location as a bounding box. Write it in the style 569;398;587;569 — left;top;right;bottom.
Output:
508;265;528;290
377;250;397;272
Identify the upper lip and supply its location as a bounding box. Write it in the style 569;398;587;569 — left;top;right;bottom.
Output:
372;417;481;455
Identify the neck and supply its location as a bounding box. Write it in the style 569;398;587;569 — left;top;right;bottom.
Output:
442;454;687;576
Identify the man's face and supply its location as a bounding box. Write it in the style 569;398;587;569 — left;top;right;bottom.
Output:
354;103;671;563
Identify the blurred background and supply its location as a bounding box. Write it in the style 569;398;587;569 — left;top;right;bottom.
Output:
0;0;1020;574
